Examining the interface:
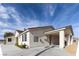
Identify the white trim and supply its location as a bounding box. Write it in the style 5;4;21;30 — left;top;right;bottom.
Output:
67;35;71;46
19;29;29;36
45;28;66;34
59;30;65;48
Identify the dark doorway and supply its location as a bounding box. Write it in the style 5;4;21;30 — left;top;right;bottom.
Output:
65;41;67;47
8;38;12;42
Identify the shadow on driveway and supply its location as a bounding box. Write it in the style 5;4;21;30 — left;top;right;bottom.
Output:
35;46;55;56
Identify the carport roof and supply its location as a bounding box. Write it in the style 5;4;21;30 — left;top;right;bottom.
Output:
45;25;74;35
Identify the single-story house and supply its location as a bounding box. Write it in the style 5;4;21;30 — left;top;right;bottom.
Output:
14;25;74;48
4;32;16;45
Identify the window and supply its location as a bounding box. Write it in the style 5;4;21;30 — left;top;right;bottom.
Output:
22;33;27;41
34;36;38;42
25;33;27;41
22;34;24;41
8;38;12;42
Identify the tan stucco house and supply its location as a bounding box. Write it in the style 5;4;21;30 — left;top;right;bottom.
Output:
14;25;74;48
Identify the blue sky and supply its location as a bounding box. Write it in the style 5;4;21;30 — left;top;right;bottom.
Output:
0;3;79;39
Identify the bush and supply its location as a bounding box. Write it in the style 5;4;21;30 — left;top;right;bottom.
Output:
15;44;28;49
21;44;26;48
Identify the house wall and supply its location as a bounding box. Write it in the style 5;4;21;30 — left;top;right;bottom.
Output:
18;32;30;48
5;36;16;45
29;28;52;48
18;35;22;45
15;31;19;37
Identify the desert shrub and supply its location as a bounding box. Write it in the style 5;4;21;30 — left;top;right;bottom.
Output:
20;44;26;48
15;44;28;49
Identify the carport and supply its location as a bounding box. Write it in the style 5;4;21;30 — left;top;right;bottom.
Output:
45;26;73;48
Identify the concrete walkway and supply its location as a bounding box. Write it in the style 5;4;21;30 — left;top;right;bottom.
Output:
0;44;69;56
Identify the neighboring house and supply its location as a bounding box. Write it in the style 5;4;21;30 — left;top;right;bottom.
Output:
15;25;74;48
4;32;16;45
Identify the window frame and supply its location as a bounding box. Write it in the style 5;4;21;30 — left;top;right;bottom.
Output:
8;38;12;42
34;36;38;42
25;33;27;41
22;33;27;41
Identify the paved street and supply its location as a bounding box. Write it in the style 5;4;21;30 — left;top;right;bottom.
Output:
0;44;69;56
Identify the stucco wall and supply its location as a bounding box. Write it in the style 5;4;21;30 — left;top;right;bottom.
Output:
15;31;19;37
18;32;30;47
18;35;22;45
29;28;52;48
5;36;16;45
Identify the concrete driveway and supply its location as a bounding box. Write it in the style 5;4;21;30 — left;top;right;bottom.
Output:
37;46;70;56
0;44;69;56
0;44;45;56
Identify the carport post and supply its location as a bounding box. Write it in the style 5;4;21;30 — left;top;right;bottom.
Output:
59;30;65;48
70;36;73;45
67;34;71;46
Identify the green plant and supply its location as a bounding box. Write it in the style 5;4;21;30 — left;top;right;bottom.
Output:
15;44;28;49
21;44;26;48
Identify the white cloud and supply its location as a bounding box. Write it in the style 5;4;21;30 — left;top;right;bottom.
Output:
0;21;8;27
0;4;22;25
7;7;22;25
26;19;40;28
49;5;56;16
2;29;14;33
0;4;10;19
0;4;7;13
0;4;23;39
